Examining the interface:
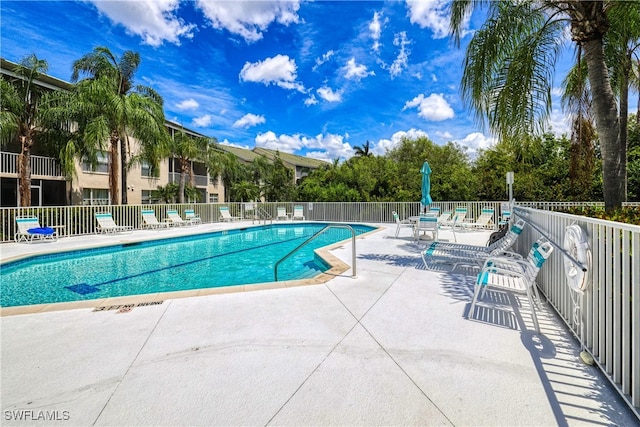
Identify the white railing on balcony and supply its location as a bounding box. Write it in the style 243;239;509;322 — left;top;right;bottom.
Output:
511;206;640;417
0;201;638;416
168;172;209;187
0;151;64;178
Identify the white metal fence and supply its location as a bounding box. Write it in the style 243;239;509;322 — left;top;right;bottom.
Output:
512;206;639;416
519;201;640;209
1;151;64;178
0;201;508;241
1;201;638;416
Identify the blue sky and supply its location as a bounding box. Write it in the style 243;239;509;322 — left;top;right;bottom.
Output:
1;0;579;161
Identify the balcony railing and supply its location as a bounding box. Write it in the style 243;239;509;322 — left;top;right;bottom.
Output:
168;172;209;187
1;151;64;178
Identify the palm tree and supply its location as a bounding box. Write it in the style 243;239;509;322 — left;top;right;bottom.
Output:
450;0;639;210
353;140;373;157
231;181;260;202
216;152;245;202
168;129;211;203
0;55;50;206
71;47;167;205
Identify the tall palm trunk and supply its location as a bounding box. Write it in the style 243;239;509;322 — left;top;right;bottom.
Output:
619;52;631;200
583;37;624;210
109;131;120;205
18;135;32;206
179;159;189;204
120;137;129;205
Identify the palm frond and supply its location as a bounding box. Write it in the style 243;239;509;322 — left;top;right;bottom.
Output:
461;1;564;140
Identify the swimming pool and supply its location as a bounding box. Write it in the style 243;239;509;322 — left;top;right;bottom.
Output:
1;223;376;307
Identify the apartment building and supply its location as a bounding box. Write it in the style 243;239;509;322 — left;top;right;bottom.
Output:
1;58;224;207
218;145;328;184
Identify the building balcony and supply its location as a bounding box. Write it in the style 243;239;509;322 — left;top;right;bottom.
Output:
168;172;209;187
0;151;65;180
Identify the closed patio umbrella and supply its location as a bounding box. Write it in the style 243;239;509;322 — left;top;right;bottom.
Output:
420;160;433;208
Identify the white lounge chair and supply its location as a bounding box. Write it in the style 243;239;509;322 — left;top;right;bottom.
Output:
95;212;133;234
462;207;495;229
142;209;170;229
421;219;526;270
15;216;58;243
414;216;439;242
468;238;554;334
392;211;414;238
442;207;467;229
219;206;240;222
292;205;305;220
499;210;512;226
185;209;201;224
437;211;452;224
426;207;440;217
166;210;189;226
276;207;290;221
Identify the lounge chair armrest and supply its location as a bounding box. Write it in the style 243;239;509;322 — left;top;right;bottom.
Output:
481;254;527;269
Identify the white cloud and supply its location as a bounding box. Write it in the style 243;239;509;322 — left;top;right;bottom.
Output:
255;131;304;152
88;0;195;46
390;31;410;78
220;140;252;150
342;57;374;81
406;0;451;39
175;98;199;111
195;0;300;43
369;11;384;52
192;114;212;127
454;132;496;155
403;93;454;121
317;86;343;102
374;129;429;155
435;130;453;140
313;50;335;71
304;133;354;160
233;113;266;129
255;131;353;160
547;108;572;136
304;94;319;106
239;54;305;92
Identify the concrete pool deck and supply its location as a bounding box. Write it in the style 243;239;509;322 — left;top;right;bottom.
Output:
1;221;638;426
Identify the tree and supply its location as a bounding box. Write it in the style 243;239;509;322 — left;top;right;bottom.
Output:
387;136;475;201
152;183;178;203
215;152;247;202
450;0;639;210
231;181;260;202
0;55;50;206
353;140;373;157
262;154;295;201
71;47;167;205
168;129;211;203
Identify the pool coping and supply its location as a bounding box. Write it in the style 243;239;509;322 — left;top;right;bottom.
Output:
0;222;382;317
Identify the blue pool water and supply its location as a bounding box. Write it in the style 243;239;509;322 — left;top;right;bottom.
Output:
1;223;375;307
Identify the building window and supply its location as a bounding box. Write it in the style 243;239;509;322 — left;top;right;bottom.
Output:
82;152;109;174
209;193;219;203
141;190;152;204
82;188;109;205
141;161;153;177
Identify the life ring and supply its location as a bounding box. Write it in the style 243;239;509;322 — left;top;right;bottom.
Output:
563;225;592;293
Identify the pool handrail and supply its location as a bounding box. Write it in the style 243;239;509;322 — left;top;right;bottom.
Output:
274;223;356;281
